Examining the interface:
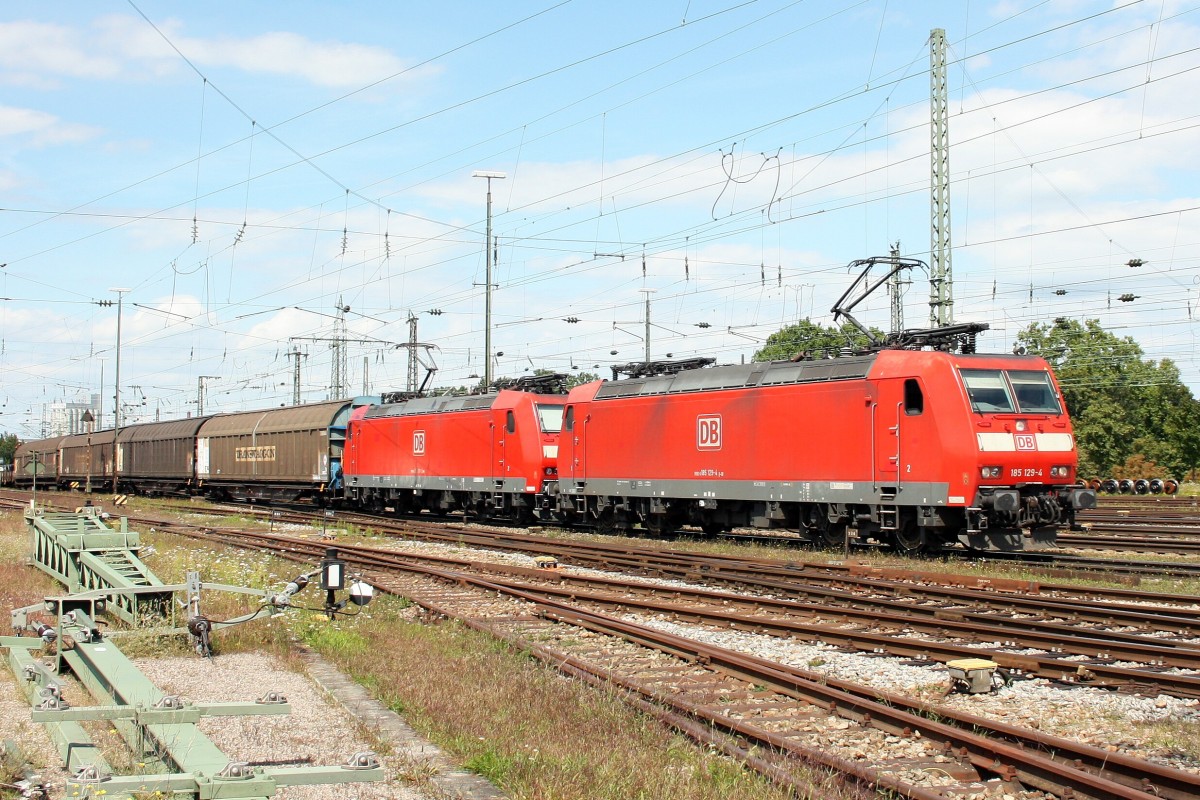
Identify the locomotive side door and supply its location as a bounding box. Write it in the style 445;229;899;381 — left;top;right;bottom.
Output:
870;380;901;492
498;409;515;489
873;378;927;493
488;409;512;493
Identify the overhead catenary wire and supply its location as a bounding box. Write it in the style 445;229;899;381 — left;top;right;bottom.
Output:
5;1;1200;422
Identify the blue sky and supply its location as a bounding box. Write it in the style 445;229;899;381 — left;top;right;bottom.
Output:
1;0;1198;435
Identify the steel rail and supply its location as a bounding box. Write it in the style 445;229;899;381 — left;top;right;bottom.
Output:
126;504;1200;627
171;522;1200;688
157;523;1200;800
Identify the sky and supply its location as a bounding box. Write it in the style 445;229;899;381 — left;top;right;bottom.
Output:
1;0;1199;436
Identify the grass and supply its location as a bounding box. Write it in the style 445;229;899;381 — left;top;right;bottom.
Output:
1141;718;1200;762
111;508;858;799
288;599;860;800
14;493;1200;799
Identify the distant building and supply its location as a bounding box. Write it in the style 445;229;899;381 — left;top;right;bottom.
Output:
47;394;101;436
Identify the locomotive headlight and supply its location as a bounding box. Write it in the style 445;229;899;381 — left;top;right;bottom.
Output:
981;466;1002;479
1014;420;1027;432
1050;465;1070;478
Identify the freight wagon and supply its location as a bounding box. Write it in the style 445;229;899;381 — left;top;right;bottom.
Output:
196;400;360;503
12;436;65;489
55;418;213;496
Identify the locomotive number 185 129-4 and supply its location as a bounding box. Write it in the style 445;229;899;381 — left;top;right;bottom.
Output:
1011;467;1043;478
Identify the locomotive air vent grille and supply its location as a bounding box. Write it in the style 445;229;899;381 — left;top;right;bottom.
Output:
759;365;805;385
368;394;497;418
597;355;875;398
596;381;646;399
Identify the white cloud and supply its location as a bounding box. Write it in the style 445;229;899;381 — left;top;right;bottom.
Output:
194;31;433;89
0;15;435;91
0;104;100;146
0;20;122;85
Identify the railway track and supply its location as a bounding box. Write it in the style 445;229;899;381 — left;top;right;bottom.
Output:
17;484;1200;562
149;521;1200;800
8;494;1200;797
14;485;1200;581
31;495;1200;698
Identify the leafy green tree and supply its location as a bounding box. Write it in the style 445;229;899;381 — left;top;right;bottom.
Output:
1017;318;1200;478
1017;319;1155;422
1072;397;1136;478
753;320;884;362
0;433;17;466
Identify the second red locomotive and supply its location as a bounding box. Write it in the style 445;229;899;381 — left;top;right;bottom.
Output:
344;387;565;523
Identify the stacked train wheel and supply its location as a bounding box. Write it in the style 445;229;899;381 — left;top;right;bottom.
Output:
1089;477;1179;495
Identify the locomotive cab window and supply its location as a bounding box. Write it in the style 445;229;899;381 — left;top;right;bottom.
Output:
536;404;565;434
506;410;516;434
1009;371;1061;414
960;369;1015;413
904;379;924;415
564;406;575;432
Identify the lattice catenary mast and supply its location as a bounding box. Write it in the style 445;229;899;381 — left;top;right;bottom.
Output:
929;28;954;327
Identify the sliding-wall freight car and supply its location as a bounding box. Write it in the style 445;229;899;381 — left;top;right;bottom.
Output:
12;436;65;489
196;399;362;503
53;418;213;496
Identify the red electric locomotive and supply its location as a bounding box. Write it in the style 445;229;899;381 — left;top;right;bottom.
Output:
553;349;1093;552
344;384;566;522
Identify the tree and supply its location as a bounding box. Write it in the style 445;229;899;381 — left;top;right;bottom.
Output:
0;433;17;466
753;320;884;362
1017;318;1200;478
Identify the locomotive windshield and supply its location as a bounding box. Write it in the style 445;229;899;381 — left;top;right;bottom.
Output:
1007;370;1061;413
961;369;1061;415
536;404;565;433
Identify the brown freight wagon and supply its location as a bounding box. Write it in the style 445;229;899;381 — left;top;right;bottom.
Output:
58;429;115;492
12;436;65;489
196;400;355;503
57;418;211;496
120;416;212;495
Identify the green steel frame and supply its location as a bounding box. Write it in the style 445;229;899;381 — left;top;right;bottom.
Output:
4;509;385;798
25;507;169;624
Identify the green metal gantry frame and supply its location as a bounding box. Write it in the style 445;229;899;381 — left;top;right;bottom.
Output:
25;506;170;625
3;507;385;798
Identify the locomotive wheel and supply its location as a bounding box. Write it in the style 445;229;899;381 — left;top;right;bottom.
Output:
594;507;617;535
820;520;847;548
643;515;678;538
807;506;847;547
892;519;927;554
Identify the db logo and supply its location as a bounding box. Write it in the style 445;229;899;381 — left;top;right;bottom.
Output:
1014;433;1036;451
413;430;426;455
697;415;722;451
